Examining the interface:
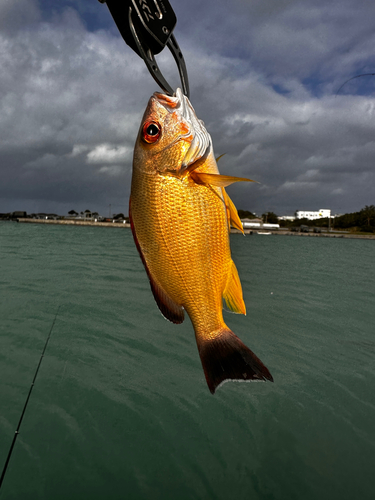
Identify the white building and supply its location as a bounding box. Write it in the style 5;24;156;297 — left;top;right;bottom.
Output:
296;209;331;220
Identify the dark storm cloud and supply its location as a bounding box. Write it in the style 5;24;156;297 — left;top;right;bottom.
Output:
0;1;151;214
0;0;374;215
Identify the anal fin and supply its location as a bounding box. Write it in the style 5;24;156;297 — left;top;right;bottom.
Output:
129;199;184;324
223;260;246;315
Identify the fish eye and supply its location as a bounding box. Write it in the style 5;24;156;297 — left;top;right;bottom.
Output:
142;121;161;144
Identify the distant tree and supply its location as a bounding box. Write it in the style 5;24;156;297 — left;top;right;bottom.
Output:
360;205;375;227
238;209;256;219
262;211;278;224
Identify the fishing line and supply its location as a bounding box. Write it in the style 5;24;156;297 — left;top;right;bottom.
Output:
336;73;375;96
0;305;60;491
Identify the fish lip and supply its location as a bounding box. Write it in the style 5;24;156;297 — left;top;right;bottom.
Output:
153;88;211;172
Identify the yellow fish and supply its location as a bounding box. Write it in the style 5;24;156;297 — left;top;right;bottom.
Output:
130;89;273;393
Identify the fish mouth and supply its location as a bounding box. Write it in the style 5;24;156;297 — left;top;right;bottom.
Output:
153;88;211;172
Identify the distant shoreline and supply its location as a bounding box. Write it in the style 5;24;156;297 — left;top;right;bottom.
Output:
14;218;375;239
16;218;131;228
231;229;375;239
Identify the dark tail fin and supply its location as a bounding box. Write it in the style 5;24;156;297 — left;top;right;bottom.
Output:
197;328;273;394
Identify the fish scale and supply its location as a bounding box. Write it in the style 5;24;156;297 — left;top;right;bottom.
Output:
131;170;229;335
130;90;273;393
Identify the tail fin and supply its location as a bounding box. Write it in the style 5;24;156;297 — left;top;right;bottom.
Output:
197;328;273;394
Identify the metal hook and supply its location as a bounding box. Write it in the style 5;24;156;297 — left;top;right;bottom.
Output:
99;0;189;99
128;7;190;98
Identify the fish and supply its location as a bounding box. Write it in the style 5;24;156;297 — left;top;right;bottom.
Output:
129;88;273;393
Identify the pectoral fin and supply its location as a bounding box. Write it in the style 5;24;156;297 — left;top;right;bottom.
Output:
222;189;244;233
223;260;246;315
190;171;256;188
129;199;185;324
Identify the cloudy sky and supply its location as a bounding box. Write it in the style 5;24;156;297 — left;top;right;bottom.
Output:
1;0;375;217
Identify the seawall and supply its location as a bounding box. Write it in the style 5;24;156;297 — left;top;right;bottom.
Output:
17;218;131;228
231;229;375;239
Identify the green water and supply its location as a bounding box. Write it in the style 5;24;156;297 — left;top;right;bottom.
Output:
0;221;374;499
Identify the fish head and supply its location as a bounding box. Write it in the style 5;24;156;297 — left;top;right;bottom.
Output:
133;88;211;175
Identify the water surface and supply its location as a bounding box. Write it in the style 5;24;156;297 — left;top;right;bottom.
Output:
0;222;374;499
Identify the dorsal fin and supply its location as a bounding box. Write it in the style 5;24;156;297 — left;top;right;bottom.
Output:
129;199;185;324
223;260;246;315
222;189;244;233
190;171;256;188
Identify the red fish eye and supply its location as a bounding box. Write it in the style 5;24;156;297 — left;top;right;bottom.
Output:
142;121;161;143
